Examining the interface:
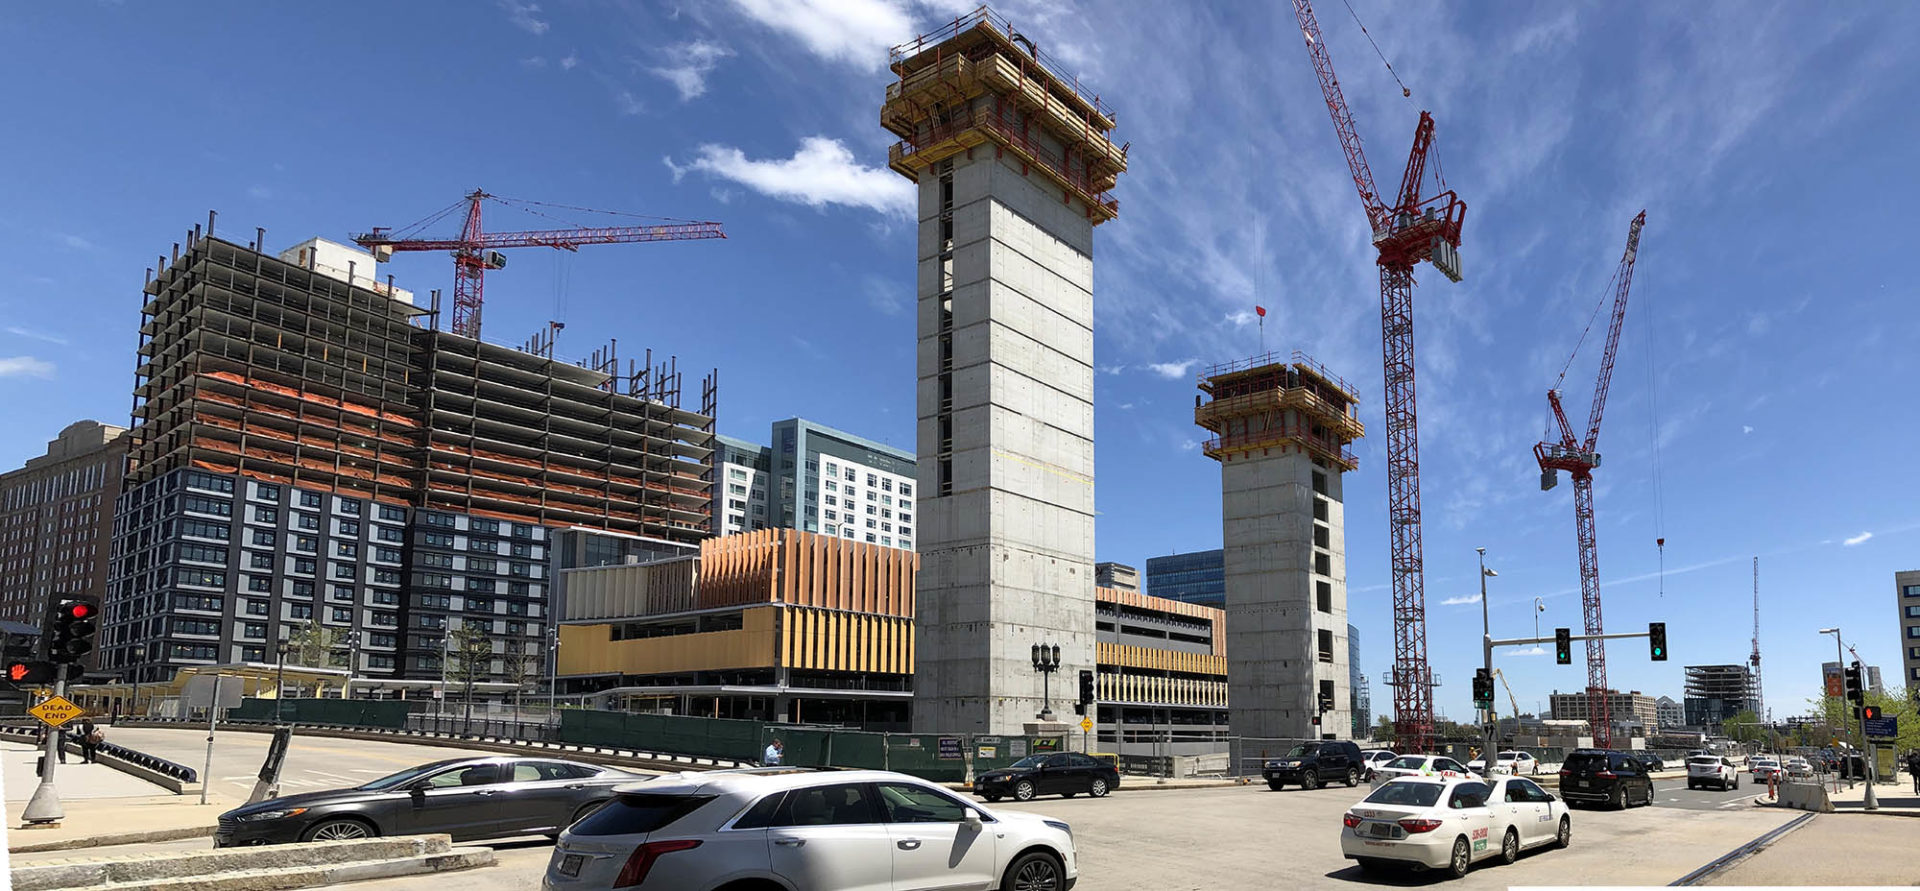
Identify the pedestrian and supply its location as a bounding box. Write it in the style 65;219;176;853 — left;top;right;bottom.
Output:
764;738;784;767
77;718;100;764
54;727;68;764
1906;749;1920;795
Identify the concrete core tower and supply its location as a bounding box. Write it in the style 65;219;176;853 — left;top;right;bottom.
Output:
882;9;1128;734
1196;354;1364;741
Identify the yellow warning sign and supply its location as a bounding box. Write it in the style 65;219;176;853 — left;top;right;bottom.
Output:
1080;716;1094;733
29;696;83;728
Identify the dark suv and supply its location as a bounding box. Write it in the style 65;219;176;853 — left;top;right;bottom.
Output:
1263;740;1364;790
1558;749;1655;809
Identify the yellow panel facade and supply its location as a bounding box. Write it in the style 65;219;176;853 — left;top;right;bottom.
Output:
558;608;779;676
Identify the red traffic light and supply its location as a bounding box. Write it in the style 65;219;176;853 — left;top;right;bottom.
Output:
1862;705;1882;720
66;602;92;620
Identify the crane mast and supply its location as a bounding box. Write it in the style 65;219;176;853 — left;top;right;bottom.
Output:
1292;0;1466;756
1535;211;1646;749
1750;557;1764;721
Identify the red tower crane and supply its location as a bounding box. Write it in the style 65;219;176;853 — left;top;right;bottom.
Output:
354;190;726;340
1535;210;1646;749
1292;0;1465;755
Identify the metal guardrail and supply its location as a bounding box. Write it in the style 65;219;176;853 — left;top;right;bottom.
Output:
0;723;199;782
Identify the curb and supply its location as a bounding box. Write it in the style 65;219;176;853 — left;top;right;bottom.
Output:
1668;811;1816;886
9;825;215;855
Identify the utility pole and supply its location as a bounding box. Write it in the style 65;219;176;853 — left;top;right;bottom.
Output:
546;625;560;720
1477;548;1498;774
21;668;69;824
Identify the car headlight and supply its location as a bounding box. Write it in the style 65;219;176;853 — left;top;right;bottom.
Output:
237;808;309;821
1043;819;1072;840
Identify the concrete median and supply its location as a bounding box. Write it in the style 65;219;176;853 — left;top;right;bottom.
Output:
11;834;493;891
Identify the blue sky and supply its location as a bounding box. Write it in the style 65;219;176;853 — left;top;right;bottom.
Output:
3;1;1917;723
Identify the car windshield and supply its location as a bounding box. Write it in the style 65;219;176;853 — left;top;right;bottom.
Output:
1498;752;1520;759
1008;756;1048;770
359;761;464;790
1689;757;1721;765
1364;781;1443;807
1384;756;1427;770
1286;745;1316;758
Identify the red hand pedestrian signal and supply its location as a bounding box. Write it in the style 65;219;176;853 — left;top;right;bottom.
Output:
5;661;55;684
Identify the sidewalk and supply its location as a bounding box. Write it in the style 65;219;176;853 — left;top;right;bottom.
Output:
3;790;234;852
1820;774;1920;816
1;742;159;802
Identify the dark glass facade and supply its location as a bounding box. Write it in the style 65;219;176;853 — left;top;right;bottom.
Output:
1145;549;1225;608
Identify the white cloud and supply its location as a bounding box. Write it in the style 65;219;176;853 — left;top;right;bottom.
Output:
674;137;913;217
521;56;548;68
863;275;905;316
499;0;549;35
1842;531;1873;547
1179;439;1201;451
57;233;94;250
725;0;913;68
1440;594;1482;606
1224;309;1259;327
247;185;272;199
613;90;644;116
0;356;55;378
1116;402;1134;410
709;187;739;205
6;326;68;346
560;53;578;70
1144;360;1197;380
1742;425;1753;434
1505;645;1547;657
1097;364;1126;376
649;40;734;101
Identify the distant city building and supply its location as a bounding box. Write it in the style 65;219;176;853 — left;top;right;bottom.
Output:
1349;623;1369;737
1549;688;1658;731
1898;569;1920;687
1094;562;1138;591
1145;548;1225;608
0;421;129;640
1655;695;1683;728
714;420;915;551
1683;664;1759;729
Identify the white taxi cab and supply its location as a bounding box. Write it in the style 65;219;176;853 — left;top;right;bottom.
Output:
1369;754;1474;788
1340;776;1570;878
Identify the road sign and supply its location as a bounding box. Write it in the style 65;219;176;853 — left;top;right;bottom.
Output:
1864;715;1898;739
28;695;83;728
937;737;963;760
1080;716;1093;733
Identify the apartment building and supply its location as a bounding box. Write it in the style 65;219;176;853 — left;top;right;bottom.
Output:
0;421;128;635
713;419;915;551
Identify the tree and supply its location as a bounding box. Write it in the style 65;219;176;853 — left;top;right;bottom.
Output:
446;624;496;735
1723;709;1762;744
1374;714;1395;742
502;642;543;717
284;620;342;668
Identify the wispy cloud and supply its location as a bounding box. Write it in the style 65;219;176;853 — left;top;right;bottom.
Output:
56;233;94;250
1144;360;1198;380
247;185;273;199
521;56;548;68
1843;531;1873;547
6;326;68;346
612;90;645;116
560;53;578;70
0;356;55;378
670;137;913;217
650;40;733;101
1097;364;1126;376
1742;425;1754;434
862;275;905;316
1224;309;1259;327
724;0;913;69
1440;593;1482;606
1505;645;1547;657
498;0;549;35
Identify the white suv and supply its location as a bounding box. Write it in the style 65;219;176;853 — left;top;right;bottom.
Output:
544;768;1078;891
1686;755;1739;791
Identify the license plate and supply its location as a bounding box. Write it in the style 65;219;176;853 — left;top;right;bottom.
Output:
1369;822;1393;838
1578;780;1589;788
558;854;584;877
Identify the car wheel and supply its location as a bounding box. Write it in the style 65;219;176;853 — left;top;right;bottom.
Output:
1447;836;1472;878
1302;770;1320;790
1003;850;1066;891
302;818;376;842
1500;828;1520;865
1089;777;1110;798
1610;787;1625;810
1687;781;1697;790
1062;792;1077;798
1733;776;1739;789
1013;780;1037;802
1556;816;1571;849
983;792;1003;803
1267;781;1284;791
1345;767;1360;788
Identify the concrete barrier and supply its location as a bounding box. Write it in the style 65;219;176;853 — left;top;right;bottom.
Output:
12;834;481;891
1774;780;1834;813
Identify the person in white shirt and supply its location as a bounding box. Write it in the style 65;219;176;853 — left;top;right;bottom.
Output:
764;738;784;766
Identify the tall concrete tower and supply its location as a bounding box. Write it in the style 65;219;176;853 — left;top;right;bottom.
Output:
882;10;1127;734
1195;354;1364;741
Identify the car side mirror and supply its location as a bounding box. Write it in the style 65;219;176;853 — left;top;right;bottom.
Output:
963;808;983;831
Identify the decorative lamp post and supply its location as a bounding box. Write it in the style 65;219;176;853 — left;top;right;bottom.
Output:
1032;642;1062;720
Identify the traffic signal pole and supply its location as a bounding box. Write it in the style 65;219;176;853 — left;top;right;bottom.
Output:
21;671;68;825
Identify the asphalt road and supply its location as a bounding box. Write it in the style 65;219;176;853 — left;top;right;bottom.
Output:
99;726;527;800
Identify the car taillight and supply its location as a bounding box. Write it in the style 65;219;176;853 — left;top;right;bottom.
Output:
613;839;702;888
1595;771;1616;779
1343;813;1363;828
1558;769;1571;777
1398;818;1443;834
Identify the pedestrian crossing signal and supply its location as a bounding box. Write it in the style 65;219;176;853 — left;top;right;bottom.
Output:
1861;705;1881;721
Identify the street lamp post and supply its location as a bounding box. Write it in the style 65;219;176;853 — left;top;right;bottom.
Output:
1031;643;1062;721
547;625;560;721
1817;626;1875;810
274;639;290;725
1477;548;1498;774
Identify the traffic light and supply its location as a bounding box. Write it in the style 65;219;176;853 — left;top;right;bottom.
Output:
1862;705;1882;721
1648;622;1667;661
46;595;99;666
4;661;56;685
1318;691;1336;713
1077;669;1095;706
1555;628;1571;665
1472;668;1493;705
1843;662;1864;706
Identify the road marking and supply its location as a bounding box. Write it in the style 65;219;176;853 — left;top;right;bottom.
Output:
223;776;255;781
349;769;388;774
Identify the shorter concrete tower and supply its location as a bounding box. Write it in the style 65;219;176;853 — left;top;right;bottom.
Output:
1195;353;1364;741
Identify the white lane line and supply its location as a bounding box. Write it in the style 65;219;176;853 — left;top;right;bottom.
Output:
349;769;388;774
223;776;255;781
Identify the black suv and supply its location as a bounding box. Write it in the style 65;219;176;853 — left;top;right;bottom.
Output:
1558;749;1656;809
1263;740;1364;790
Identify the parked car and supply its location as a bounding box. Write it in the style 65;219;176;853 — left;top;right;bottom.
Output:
1339;775;1571;878
1557;749;1655;809
976;751;1119;802
1783;757;1814;779
1686;755;1740;791
1627;752;1665;772
1370;754;1476;788
1359;749;1399;781
1749;756;1782;782
544;768;1077;891
1467;751;1540;776
1263;740;1366;790
217;757;644;846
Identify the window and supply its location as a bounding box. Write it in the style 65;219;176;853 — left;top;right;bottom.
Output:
424;764;502;789
330;585;355;602
866;474;877;487
374;547;402;563
179;542;228;564
181;519;231;540
1317;581;1332;613
296;514;320;531
824;510;837;522
1446;783;1491;809
510;562;533;578
825;496;837;507
332;608;352;623
371;611;399;627
294;536;317;553
1314;524;1330;549
882;509;892;520
247;576;272;593
467;577;497;593
866;490;877;502
418;553;454;570
827;481;837;492
881;523;892;533
289;604;314;620
729;484;747;496
845;468;856;482
881;536;892;546
1314;553;1331;576
253;506;279;524
1317;628;1335;663
245;600;269;617
336;542;358;559
1907;605;1920;618
866;534;876;542
183;495;232;517
730;468;748;481
470;519;500;536
772;783;880;826
867;505;877;516
423;512;456;529
875;783;969;823
242;622;267;639
881;479;893;492
882;495;893;507
184;471;234;493
173;594;222;612
899;483;911;497
899;527;911;538
293;558;316;575
424;532;454;548
372;590;400;606
252;530;276;547
1904;585;1920;598
171;644;218;661
339;520;361;537
292;580;314;598
1908;626;1920;639
176;568;225;589
468;557;497;574
299;491;322;509
337;498;362;516
379;505;407;522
